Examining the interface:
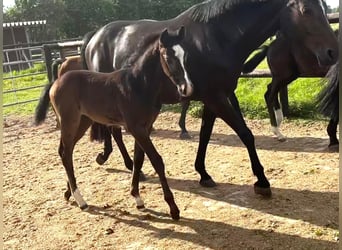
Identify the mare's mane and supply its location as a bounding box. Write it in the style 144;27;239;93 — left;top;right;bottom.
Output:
188;0;273;22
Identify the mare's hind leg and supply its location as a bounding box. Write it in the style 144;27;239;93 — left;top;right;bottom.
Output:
327;118;339;149
60;116;92;210
130;126;180;220
194;105;217;187
179;100;191;139
96;126;113;165
111;126;146;181
111;126;133;170
200;93;271;196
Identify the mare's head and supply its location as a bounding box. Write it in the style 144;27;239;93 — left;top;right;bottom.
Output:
158;26;193;98
280;0;338;66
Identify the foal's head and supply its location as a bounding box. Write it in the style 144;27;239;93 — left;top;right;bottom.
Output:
158;26;193;98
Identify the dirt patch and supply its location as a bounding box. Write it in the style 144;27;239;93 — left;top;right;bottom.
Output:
3;111;339;249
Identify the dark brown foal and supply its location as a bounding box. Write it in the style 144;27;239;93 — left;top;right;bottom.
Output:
49;27;192;220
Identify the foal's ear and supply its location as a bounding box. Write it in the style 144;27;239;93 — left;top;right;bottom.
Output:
160;28;170;47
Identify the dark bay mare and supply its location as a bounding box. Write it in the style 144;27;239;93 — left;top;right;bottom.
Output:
84;0;338;197
317;62;339;150
242;27;338;141
35;27;191;220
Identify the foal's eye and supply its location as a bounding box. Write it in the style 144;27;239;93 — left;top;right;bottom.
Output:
301;7;313;15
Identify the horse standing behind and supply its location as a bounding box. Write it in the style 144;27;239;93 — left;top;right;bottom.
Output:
242;28;339;141
317;62;339;150
83;0;338;196
35;27;191;220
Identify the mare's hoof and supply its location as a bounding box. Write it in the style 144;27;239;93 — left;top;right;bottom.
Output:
137;205;145;210
64;190;71;201
96;154;106;165
139;171;147;181
200;178;217;187
254;185;272;198
179;132;191;140
171;210;180;221
277;137;287;142
80;204;89;211
328;144;339;152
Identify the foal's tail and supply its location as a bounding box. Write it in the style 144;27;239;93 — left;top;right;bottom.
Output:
316;62;339;121
34;59;63;125
80;30;96;70
242;45;269;74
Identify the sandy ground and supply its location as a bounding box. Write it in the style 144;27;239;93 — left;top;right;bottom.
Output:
3;111;339;249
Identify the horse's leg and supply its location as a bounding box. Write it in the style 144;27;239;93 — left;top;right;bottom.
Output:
194;105;217;187
59;116;92;210
178;100;191;139
130;140;146;210
96;126;113;165
265;77;294;141
110;126;133;170
205;93;271;197
110;126;146;181
327;118;339;148
130;126;180;220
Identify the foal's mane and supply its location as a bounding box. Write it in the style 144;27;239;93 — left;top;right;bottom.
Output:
188;0;273;22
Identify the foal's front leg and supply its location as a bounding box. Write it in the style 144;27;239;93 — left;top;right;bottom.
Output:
130;126;180;220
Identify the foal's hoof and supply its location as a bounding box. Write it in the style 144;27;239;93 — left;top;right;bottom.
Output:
139;171;147;181
254;185;272;198
179;132;191;140
277;136;287;142
200;178;217;187
64;190;71;201
136;204;145;210
96;154;107;165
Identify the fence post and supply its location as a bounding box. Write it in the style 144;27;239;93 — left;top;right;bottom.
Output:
43;44;53;83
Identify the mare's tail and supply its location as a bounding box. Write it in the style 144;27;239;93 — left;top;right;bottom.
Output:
316;62;339;121
90;123;108;142
242;45;269;74
34;58;63;125
80;30;96;70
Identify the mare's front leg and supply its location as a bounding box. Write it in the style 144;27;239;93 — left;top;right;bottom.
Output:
178;100;191;139
194;105;217;187
130;126;180;220
202;93;271;197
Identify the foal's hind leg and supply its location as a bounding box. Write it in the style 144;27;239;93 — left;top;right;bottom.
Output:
178;100;191;139
130;126;180;220
60;116;92;210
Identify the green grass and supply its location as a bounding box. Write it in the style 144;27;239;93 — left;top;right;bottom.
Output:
2;57;327;121
3;63;48;116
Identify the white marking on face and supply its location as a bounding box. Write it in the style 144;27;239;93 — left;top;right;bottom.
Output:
172;45;194;96
73;188;87;208
113;25;137;69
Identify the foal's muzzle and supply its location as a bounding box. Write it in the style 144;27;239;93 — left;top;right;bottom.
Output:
316;47;339;67
177;82;193;97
